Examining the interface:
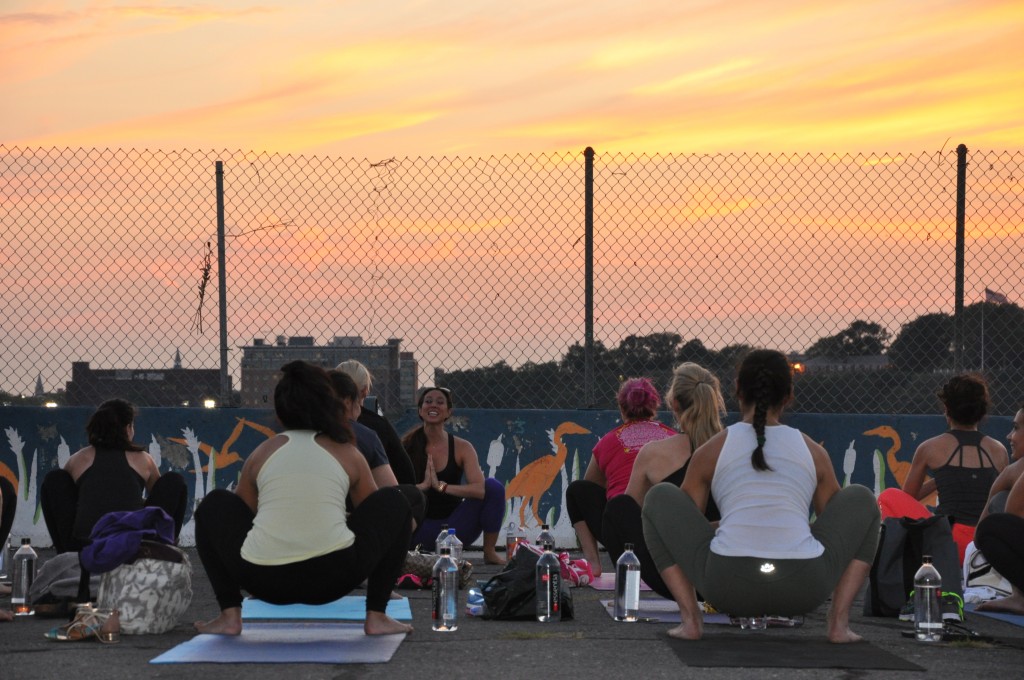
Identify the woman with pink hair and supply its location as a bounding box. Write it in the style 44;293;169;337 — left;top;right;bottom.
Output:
565;378;675;576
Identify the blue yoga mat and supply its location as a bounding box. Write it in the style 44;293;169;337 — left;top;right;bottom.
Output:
151;622;405;664
241;595;411;621
966;603;1024;627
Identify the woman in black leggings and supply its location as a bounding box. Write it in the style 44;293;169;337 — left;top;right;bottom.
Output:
40;399;186;552
975;470;1024;614
1;476;15;619
193;361;413;637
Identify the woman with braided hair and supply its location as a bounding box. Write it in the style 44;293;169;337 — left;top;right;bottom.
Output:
642;349;880;643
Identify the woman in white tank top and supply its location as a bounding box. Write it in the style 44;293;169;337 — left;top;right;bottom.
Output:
642;349;880;643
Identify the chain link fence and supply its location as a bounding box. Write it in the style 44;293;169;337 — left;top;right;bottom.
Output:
2;145;1022;414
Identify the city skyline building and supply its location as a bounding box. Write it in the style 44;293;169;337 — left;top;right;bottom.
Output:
65;359;225;407
239;335;417;414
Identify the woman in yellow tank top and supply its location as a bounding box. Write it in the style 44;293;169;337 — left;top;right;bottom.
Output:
193;361;414;637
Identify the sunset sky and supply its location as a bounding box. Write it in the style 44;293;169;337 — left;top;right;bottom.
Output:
2;0;1023;158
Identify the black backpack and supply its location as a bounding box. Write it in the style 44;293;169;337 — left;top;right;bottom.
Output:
864;515;963;617
481;547;573;620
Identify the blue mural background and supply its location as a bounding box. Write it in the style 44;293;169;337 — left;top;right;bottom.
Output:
0;406;1011;547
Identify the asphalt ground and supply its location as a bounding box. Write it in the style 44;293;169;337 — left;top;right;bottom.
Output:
2;547;1023;679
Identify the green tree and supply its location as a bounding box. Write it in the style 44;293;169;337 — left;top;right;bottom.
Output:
963;302;1024;370
613;332;681;376
676;338;716;367
560;340;617;373
887;313;953;372
712;344;755;372
805;320;890;358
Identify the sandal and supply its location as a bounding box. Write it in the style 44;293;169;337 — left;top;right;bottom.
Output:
45;604;120;643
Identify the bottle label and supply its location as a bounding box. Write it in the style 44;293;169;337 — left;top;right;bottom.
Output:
625;571;640;610
539;566;561;616
431;580;441;621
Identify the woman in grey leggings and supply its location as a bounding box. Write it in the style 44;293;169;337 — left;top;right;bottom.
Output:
642;349;880;643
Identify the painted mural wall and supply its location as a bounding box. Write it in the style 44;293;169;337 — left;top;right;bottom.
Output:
0;406;1012;548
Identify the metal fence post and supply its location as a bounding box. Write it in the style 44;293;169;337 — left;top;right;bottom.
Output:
216;160;230;405
953;144;967;372
584;147;595;407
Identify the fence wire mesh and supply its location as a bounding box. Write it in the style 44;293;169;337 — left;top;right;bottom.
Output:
1;146;1022;414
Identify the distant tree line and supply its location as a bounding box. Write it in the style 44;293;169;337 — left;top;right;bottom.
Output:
437;301;1024;416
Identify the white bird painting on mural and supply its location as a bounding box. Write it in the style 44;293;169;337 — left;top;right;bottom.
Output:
56;436;71;470
148;434;162;470
486;433;504;479
842;440;857;487
177;427;208;545
5;427;42;540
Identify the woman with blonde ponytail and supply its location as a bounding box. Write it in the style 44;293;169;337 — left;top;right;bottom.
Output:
602;363;725;599
642;349;880;643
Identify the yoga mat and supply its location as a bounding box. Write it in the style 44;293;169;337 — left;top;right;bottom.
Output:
590;573;653;591
150;622;405;664
241;595;411;621
666;634;924;671
599;598;732;625
966;603;1024;627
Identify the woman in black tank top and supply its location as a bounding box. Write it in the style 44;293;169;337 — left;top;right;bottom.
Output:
879;373;1008;563
403;387;507;565
40;399;187;552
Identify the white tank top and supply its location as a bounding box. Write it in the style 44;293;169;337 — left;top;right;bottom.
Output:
241;430;356;565
709;422;824;559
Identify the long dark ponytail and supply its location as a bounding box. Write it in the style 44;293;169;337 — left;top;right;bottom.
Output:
735;349;792;471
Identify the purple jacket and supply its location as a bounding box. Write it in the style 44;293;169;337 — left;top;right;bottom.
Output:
80;506;176;574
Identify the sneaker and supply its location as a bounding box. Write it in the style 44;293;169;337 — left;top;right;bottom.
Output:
899;590;964;622
941;592;964;622
898;592;915;622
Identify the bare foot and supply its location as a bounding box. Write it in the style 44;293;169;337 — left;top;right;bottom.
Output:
582;547;602;577
0;608;12;622
976;593;1024;615
826;604;863;643
194;607;243;635
666;618;703;640
827;626;864;643
365;610;413;635
484;549;506;566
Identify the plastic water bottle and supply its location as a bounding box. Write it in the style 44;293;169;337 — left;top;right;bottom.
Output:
445;528;463;564
435;524;450;554
0;535;9;579
613;543;641;621
913;554;943;642
537;523;555;551
505;521;518;557
431;546;459;632
536;545;562;622
12;537;37;616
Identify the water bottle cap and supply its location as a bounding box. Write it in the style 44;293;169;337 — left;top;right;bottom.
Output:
624;543;634;551
21;537;30;545
448;528;456;535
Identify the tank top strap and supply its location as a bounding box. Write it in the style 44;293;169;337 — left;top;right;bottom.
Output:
942;430;988;467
